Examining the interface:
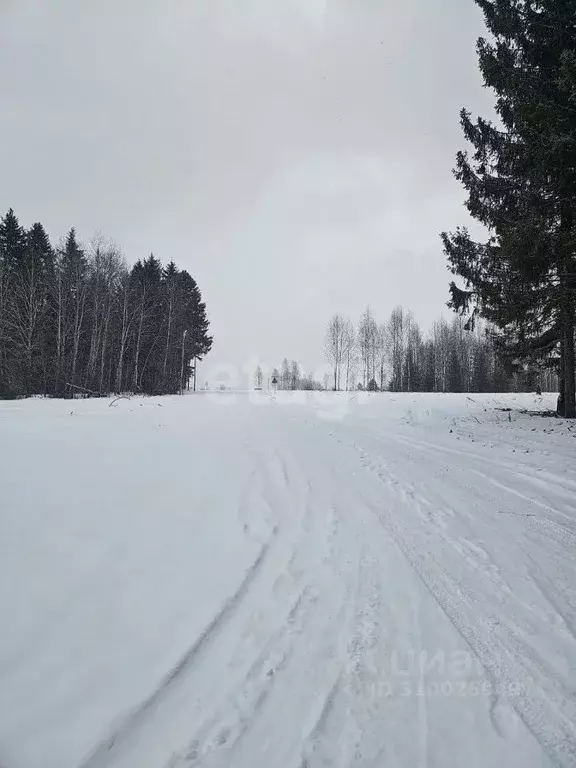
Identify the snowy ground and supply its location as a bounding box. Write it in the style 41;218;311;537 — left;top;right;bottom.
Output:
1;391;576;768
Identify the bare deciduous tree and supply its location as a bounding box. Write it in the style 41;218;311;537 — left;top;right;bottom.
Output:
324;313;349;390
343;319;357;391
358;307;378;387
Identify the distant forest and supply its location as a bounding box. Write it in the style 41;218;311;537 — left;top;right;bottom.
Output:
323;307;556;394
0;209;212;398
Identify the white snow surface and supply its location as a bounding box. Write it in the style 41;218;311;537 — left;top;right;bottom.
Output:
1;391;576;768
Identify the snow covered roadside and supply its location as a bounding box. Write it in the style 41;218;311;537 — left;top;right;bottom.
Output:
0;392;575;767
0;396;269;768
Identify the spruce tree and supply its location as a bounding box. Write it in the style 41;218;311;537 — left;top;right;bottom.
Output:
472;343;491;393
442;0;576;415
280;358;290;390
0;211;37;395
130;254;163;393
179;271;212;361
0;208;26;271
447;348;464;393
19;223;54;393
57;229;88;390
160;261;180;392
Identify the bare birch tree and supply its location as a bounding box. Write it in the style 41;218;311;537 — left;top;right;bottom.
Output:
324;313;349;390
358;307;378;387
343;318;357;391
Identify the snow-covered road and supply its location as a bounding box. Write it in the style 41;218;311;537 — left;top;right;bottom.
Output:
1;392;575;768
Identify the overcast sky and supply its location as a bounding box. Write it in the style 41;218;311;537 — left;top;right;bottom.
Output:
0;0;494;380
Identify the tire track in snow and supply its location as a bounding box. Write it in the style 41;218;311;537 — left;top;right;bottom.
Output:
348;434;576;767
169;585;313;768
527;567;576;644
298;672;343;768
389;429;576;530
79;541;274;768
469;468;576;531
348;425;576;638
83;439;329;768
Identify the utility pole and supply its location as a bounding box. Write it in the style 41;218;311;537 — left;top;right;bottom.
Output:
180;329;188;395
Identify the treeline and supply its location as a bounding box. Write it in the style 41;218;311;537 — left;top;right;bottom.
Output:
255;360;323;391
324;306;556;393
0;209;212;398
442;1;576;416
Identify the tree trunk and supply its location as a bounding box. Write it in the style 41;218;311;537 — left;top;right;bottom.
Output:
99;300;111;392
162;297;173;387
0;266;6;389
86;290;102;389
560;208;575;418
55;272;64;395
563;305;575;418
557;338;566;416
132;305;144;391
115;287;130;393
71;292;83;384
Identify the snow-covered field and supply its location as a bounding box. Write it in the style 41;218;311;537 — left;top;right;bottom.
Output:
1;391;575;768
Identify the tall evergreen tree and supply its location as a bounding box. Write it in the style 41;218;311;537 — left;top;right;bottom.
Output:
0;209;28;395
55;229;88;391
472;341;492;393
160;261;180;392
290;360;300;390
179;270;212;362
442;0;576;416
0;208;26;271
130;254;163;393
447;347;464;393
280;358;291;390
14;223;54;392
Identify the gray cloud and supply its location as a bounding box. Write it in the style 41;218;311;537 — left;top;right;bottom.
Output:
0;0;493;375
